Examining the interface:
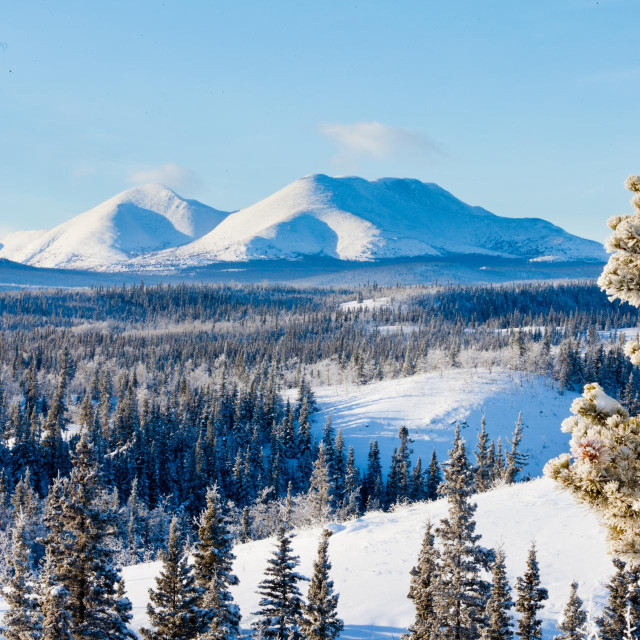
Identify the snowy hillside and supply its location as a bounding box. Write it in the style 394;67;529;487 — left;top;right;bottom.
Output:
287;369;578;476
119;478;611;640
133;174;606;269
0;184;229;270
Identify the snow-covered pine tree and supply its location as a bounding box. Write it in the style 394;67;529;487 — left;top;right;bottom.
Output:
341;446;362;519
193;484;241;640
300;529;343;640
141;516;204;640
252;524;308;640
505;413;528;484
39;547;73;640
426;450;442;501
481;548;513;640
404;520;440;640
434;426;493;640
1;511;42;640
474;416;492;493
554;581;586;640
362;440;384;510
55;432;135;639
514;544;548;640
597;559;632;640
307;443;333;524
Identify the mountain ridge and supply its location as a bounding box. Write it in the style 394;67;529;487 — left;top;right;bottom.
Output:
0;175;606;272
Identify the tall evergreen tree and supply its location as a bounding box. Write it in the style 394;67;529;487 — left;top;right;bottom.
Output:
55;433;135;639
598;559;632;640
426;450;442;501
514;544;548;640
141;517;204;640
307;443;333;524
505;414;528;484
2;511;42;640
474;416;492;492
434;427;493;640
481;549;513;640
404;521;440;640
252;524;308;640
554;582;586;640
40;547;73;640
300;529;343;640
193;484;241;640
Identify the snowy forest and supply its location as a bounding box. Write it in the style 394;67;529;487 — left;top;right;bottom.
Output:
0;278;638;638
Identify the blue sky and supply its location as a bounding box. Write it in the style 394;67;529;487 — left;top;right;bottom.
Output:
1;0;639;241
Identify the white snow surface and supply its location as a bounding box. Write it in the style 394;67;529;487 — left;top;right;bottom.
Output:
116;478;610;640
132;175;605;268
0;184;229;270
288;369;578;476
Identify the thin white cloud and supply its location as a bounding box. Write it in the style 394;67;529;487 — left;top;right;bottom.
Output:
318;121;438;160
128;163;201;192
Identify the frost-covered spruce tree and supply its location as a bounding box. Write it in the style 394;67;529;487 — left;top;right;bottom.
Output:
1;511;42;640
300;529;343;640
554;581;586;640
434;426;494;640
426;450;442;501
56;432;135;639
474;416;492;493
481;548;513;640
252;524;308;640
514;544;548;640
141;517;203;640
505;413;528;484
40;547;73;640
597;559;633;640
404;521;440;640
307;443;333;524
193;484;241;640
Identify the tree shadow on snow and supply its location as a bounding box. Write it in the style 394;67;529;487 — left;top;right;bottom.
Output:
340;625;407;640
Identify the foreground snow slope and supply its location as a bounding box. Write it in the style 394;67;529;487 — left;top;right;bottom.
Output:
121;478;611;639
0;184;229;270
136;174;605;268
290;369;578;475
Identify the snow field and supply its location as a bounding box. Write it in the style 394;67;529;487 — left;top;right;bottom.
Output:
121;478;611;640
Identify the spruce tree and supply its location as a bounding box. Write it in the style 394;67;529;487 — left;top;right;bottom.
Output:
554;582;586;640
426;450;442;501
598;559;632;640
505;413;528;484
55;432;135;639
193;484;241;640
474;416;492;492
252;524;308;640
141;517;203;640
2;511;42;640
481;548;513;640
434;427;493;640
307;443;333;524
514;544;548;640
300;529;343;640
40;547;73;640
404;521;440;640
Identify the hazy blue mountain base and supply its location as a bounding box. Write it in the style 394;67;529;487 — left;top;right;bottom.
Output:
0;256;605;290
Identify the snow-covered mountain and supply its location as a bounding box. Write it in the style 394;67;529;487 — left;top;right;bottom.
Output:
1;176;605;272
133;174;605;269
0;184;229;270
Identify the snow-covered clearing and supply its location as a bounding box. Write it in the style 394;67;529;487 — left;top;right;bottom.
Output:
292;369;578;475
120;478;611;639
